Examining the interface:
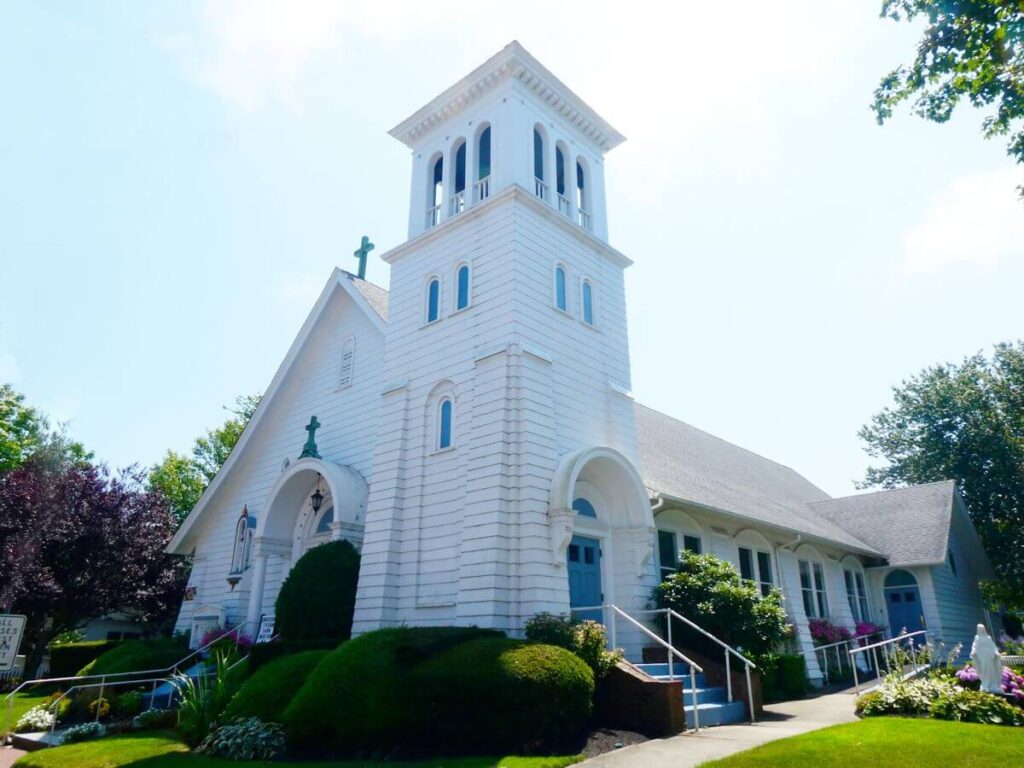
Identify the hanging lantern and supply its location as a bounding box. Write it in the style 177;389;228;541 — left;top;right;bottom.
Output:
310;474;325;513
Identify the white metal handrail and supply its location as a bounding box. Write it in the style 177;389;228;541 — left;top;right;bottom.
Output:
849;630;931;694
807;631;886;685
643;608;757;723
571;604;704;730
3;625;247;738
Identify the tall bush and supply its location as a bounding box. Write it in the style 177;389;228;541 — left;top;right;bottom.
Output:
651;551;789;657
525;612;621;679
275;540;360;644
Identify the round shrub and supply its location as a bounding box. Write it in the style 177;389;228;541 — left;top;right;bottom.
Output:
275;540;360;644
78;638;186;677
283;626;504;753
198;717;286;761
412;638;594;753
224;650;328;723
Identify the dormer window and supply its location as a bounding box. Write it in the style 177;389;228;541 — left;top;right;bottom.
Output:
475;125;491;201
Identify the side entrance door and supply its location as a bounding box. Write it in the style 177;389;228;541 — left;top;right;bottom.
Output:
567;535;602;622
886;585;925;639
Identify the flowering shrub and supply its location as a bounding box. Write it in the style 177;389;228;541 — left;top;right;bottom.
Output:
1001;667;1024;703
1000;632;1024;656
808;618;852;646
199;625;253;651
88;696;111;720
132;708;177;730
15;705;55;733
524;613;622;679
854;621;885;638
859;674;957;716
197;717;286;761
61;722;106;744
955;664;980;689
930;688;1023;725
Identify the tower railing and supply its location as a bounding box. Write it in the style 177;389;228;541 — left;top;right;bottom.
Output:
426;204;442;228
578;208;593;231
533;177;548;201
449;190;466;216
474;176;490;202
557;194;571;216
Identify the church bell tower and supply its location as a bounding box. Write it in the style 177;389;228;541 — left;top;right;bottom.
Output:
352;41;655;636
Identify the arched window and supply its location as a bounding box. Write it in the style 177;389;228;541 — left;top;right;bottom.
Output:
229;507;254;575
455;264;470;311
337;336;355;388
314;506;334;535
428;155;444;227
452;140;467;214
533;127;547;200
426;277;440;323
582;280;594;325
476;125;491;200
438;398;453;449
554;265;567;312
576;159;592;230
798;557;829;618
572;497;597;518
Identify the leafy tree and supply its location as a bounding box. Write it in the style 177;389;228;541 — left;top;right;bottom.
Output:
874;1;1024;196
651;550;790;657
0;457;187;678
859;342;1024;610
0;384;45;472
148;394;260;523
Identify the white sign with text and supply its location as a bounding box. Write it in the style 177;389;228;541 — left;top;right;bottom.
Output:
0;614;27;672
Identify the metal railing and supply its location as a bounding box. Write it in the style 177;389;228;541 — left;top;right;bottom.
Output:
806;631;886;686
3;625;247;739
644;608;758;723
849;630;932;694
572;604;704;730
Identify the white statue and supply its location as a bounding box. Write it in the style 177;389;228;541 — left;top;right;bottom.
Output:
970;623;1003;694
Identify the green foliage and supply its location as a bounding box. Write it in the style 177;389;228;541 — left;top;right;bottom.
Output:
929;687;1024;725
858;342;1024;610
78;638;186;677
412;638;594;754
525;613;621;679
275;540;360;644
112;691;144;720
223;650;327;723
651;550;790;657
197;716;286;761
60;722;106;744
0;383;46;473
173;652;239;747
48;640;122;678
874;2;1024;196
132;708;177;730
858;674;958;717
246;638;337;672
751;653;807;703
147;394;260;524
283;626;504;752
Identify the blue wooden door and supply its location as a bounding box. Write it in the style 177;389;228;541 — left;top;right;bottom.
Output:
567;535;602;622
886;585;924;638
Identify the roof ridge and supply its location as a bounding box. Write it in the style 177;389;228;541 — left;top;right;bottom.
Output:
339;269;390;293
810;478;956;506
634;402;831;498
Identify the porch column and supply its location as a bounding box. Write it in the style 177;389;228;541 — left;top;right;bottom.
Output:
245;536;291;632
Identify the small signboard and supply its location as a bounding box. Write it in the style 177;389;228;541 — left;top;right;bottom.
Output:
0;614;27;673
255;615;275;645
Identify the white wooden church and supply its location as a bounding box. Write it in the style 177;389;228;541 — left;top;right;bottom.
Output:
168;42;995;684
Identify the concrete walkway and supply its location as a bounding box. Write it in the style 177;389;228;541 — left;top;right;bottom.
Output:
584;689;859;767
0;746;26;768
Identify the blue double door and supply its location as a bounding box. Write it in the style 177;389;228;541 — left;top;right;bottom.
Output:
886;585;924;637
567;535;602;622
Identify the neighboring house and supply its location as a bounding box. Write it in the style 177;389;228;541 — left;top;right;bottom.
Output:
166;41;996;682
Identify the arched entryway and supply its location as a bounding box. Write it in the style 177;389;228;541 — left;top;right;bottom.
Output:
244;458;368;630
884;569;925;639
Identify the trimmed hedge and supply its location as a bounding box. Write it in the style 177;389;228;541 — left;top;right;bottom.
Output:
412;637;594;753
284;627;593;756
283;626;504;752
223;650;328;723
247;639;339;673
755;653;808;703
275;540;360;644
48;641;121;678
77;638;186;677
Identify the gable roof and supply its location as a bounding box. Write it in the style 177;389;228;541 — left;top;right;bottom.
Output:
166;269;388;555
635;404;881;555
811;481;957;566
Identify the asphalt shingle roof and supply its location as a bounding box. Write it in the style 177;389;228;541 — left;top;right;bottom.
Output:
346;273;389;321
810;481;956;566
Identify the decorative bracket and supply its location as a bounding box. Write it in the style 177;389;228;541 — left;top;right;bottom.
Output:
549;507;575;566
633;527;656;577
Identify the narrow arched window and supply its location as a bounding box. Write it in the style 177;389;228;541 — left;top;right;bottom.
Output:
477;127;491;181
555;266;567;311
428;156;444;227
438;398;453;449
582;280;594;325
338;336;355;388
576;159;592;230
427;278;440;323
454;141;466;194
456;264;470;311
533;128;544;181
576;160;586;208
556;147;566;196
229;507;252;575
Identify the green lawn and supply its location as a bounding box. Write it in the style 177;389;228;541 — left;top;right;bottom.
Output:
703;717;1024;767
12;732;583;768
2;691;52;735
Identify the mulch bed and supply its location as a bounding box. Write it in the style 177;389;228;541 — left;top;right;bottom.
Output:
580;727;649;758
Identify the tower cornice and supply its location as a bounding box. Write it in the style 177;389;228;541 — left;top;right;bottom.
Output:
388;40;625;152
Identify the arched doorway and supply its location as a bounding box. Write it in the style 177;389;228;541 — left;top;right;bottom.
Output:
884;569;925;639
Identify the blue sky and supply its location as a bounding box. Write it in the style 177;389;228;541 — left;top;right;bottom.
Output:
2;1;1022;497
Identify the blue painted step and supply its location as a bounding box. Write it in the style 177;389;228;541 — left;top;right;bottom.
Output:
633;662;749;727
684;699;748;729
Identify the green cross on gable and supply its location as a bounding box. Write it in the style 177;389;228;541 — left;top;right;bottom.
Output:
300;415;321;459
353;235;374;280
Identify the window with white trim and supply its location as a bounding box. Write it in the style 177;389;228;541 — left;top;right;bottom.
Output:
581;280;594;325
799;559;829;618
437;397;453;450
554;265;568;312
658;530;701;580
426;277;441;324
455;264;470;311
739;546;775;597
229;507;254;576
337;336;355;388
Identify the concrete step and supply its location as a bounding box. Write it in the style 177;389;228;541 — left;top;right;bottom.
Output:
684;698;749;729
10;730;61;752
